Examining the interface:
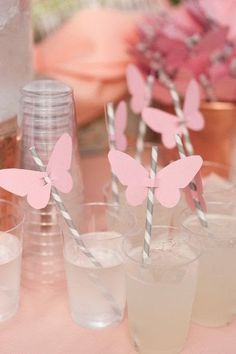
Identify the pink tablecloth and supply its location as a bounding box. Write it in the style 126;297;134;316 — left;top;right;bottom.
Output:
1;152;236;354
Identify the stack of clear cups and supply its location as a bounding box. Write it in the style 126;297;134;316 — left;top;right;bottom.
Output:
18;80;84;286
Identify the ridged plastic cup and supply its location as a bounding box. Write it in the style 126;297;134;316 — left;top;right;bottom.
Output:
18;80;84;286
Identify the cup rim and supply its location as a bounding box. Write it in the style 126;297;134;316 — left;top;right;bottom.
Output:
78;201;118;208
0;198;25;233
66;201;138;239
74;230;123;242
200;100;236;111
22;79;72;97
180;201;236;239
122;225;201;268
202;161;236;193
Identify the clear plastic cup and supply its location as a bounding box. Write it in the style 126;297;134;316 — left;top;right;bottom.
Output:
0;0;32;125
200;161;236;201
103;181;176;229
63;202;137;329
19;80;84;285
0;199;24;321
171;160;236;226
123;225;200;354
180;201;236;327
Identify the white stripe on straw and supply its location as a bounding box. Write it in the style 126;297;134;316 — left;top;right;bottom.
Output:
106;103;120;205
135;73;155;162
142;146;158;263
29;146;121;317
158;70;194;156
175;134;208;228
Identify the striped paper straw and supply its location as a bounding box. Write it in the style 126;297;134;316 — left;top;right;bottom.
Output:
199;74;216;102
106;103;120;204
29;146;102;267
158;70;194;156
175;134;208;228
135;73;155;162
29;146;122;316
142;146;158;263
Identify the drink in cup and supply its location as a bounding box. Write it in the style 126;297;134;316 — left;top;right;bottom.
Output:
0;199;24;321
181;201;236;327
63;202;136;329
123;226;200;354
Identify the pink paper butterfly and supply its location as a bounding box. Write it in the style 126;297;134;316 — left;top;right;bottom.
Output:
164;26;228;74
165;27;228;73
109;101;127;151
126;64;154;114
184;171;207;212
142;80;205;149
0;133;73;209
193;27;228;56
108;150;203;208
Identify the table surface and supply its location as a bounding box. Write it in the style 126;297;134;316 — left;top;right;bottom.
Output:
1;152;236;354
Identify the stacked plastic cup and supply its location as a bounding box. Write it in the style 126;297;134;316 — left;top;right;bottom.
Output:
18;80;84;285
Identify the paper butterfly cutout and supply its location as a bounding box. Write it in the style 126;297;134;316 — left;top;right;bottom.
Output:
109;101;127;151
0;133;73;209
142;80;205;149
193;27;228;56
184;171;207;212
164;27;228;73
185;28;229;78
108;150;203;208
126;64;154;114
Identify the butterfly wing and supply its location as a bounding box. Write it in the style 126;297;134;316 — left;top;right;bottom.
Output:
155;156;203;208
108;150;148;206
142;107;179;149
114;101;127;151
183;80;205;131
165;42;188;72
0;169;51;209
195;27;228;55
185;54;209;77
126;64;146;114
0;169;44;197
27;182;52;210
46;133;73;193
